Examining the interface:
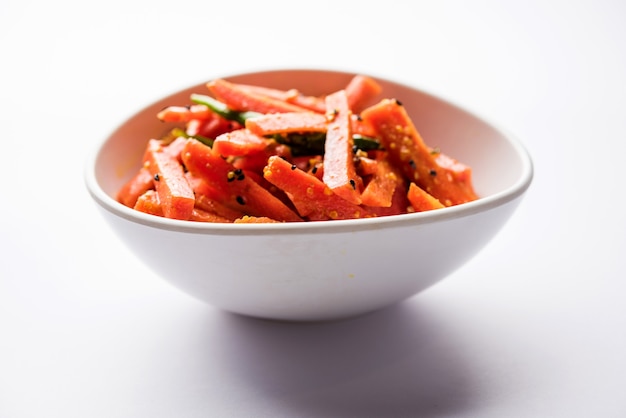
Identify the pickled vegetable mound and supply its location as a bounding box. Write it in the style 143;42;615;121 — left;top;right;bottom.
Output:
116;74;478;223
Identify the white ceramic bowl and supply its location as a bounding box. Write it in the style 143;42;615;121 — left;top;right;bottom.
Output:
85;68;533;321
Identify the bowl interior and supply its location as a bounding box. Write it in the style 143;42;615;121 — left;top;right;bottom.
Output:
91;68;532;227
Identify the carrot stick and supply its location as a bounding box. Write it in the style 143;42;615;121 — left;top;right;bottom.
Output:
345;74;383;114
363;183;410;217
434;152;474;184
117;137;189;208
134;189;232;222
189;207;233;223
207;78;311;114
237;84;300;101
355;155;377;177
240;75;382;115
166;136;190;162
117;167;154;208
322;90;362;205
212;129;270;157
230;140;291;173
235;83;327;113
182;139;302;222
234;215;281;224
351;114;378;138
245;112;327;137
194;195;239;222
186;113;239;139
157;104;212;123
407;182;445;211
133;190;163;216
186;174;247;222
360;158;402;207
143;139;195;220
285;93;327;113
263;155;370;221
360;98;478;206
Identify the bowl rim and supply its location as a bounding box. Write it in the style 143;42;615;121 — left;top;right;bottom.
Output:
84;68;534;236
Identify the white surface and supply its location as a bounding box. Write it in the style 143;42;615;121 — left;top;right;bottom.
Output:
1;0;624;416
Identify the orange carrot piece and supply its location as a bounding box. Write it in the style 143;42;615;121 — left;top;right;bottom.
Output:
144;139;195;220
157;104;212;123
345;75;383;114
355;155;378;177
322;90;362;205
117;137;189;208
207;78;311;114
230;141;291;174
350;113;378;138
263;155;370;221
286;93;327;113
182;139;302;222
245;110;377;141
166;136;189;162
186;113;240;138
189;207;233;223
194;195;240;222
407;182;445;211
434;152;474;184
117;167;154;208
237;84;300;101
212;129;270;157
363;183;410;217
238;74;381;116
134;189;232;222
245;112;327;136
134;190;163;216
237;83;327;113
360;158;402;207
360;99;478;206
186;174;247;221
234;215;281;224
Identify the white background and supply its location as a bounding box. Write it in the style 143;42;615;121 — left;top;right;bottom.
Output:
1;1;625;417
